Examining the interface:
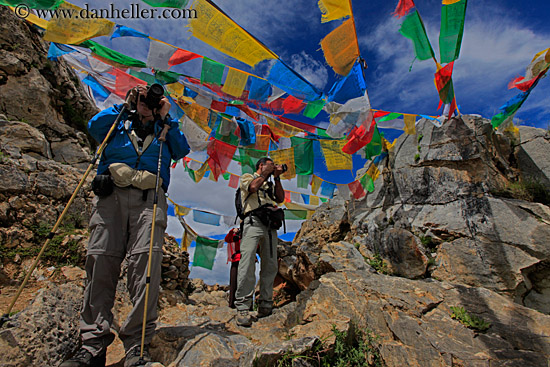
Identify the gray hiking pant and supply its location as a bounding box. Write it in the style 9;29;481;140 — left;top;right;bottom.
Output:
80;186;167;356
234;216;278;312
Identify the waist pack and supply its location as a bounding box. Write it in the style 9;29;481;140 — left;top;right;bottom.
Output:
91;174;114;197
251;205;285;230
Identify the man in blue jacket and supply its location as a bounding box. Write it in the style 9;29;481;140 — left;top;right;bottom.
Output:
61;85;189;367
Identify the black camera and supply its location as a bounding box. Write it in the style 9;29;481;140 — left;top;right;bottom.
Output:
281;164;288;173
141;83;164;110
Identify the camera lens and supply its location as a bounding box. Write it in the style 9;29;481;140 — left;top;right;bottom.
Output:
144;83;164;110
281;164;288;173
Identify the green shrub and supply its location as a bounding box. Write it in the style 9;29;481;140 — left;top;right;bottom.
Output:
491;179;550;206
276;323;384;367
450;306;491;332
367;254;390;275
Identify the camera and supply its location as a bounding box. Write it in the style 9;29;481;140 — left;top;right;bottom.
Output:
281;164;288;173
141;83;164;110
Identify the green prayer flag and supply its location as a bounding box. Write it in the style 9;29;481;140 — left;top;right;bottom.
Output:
201;58;225;86
155;70;181;84
222;172;230;180
184;165;196;182
285;209;308;220
236;148;267;174
79;41;147;68
291;137;313;175
297;174;311;189
320;198;328;203
315;128;331;138
399;10;435;61
128;70;156;85
360;173;375;193
142;0;189;7
0;0;63;9
364;127;382;160
303;100;326;118
439;0;468;64
378;112;402;122
193;237;219;270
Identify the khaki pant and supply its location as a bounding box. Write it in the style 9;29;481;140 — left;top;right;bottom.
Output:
234;216;278;311
81;186;167;356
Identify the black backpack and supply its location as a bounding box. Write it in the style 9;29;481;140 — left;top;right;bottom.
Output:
234;188;251;221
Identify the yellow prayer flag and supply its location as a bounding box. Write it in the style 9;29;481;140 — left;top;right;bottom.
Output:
382;138;395;152
166;82;185;98
320;18;359;76
222;68;248;98
10;6;49;29
189;0;277;66
44;2;114;44
403;114;416;135
311;176;322;195
266;116;303;138
255;134;271;151
175;204;191;217
442;0;462;4
310;195;320;206
194;161;210;182
269;148;296;180
320;140;352;171
366;164;381;182
318;0;352;23
181;103;212;133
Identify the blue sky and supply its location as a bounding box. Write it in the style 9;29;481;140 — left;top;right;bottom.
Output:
57;0;550;282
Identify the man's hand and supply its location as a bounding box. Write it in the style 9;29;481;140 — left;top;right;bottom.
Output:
273;165;284;178
260;160;275;178
156;97;171;120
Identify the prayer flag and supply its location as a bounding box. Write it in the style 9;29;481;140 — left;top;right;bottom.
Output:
268;60;322;101
110;69;147;98
393;0;415;18
311;175;322;195
248;77;271;102
297;175;311;189
320;19;360;76
270;148;296;180
434;61;455;104
320;181;336;198
80;40;147;68
282;96;306;115
403;114;416;135
142;0;189;7
439;0;467;64
1;0;63;9
318;0;351;23
228;174;240;189
342;112;376;154
168;48;201;67
207;139;238;180
285;210;309;220
303;99;326;118
267;117;303;138
399;10;435;61
320;140;352;171
201;58;225;86
291;137;314;175
348;179;366;200
189;0;276;66
83;75;110;99
364;127;383;160
110;25;148;39
327;61;367;103
44;2;114;45
442;0;462;4
147;40;176;71
222;68;248;98
193;236;220;270
182;116;209;152
193;210;220;226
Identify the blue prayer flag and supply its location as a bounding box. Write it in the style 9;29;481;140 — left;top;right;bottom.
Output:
193;210;220;226
248;77;271;102
110;25;149;40
267;60;322;102
47;43;76;60
82;75;110;99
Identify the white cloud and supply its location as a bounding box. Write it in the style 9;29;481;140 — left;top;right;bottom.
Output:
289;51;329;90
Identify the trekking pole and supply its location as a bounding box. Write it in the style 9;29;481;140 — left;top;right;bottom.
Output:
139;123;170;362
0;90;136;328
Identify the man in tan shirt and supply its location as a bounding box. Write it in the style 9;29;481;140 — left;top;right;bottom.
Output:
236;157;285;326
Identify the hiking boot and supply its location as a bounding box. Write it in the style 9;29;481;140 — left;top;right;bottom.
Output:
257;307;272;318
60;348;106;367
124;345;152;367
236;310;252;327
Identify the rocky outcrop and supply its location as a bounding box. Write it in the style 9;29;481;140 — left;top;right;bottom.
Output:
515;126;550;187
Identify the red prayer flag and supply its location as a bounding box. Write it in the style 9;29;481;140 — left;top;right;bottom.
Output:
348;180;366;200
207;139;238;180
509;76;538;92
282;95;306;115
284;190;291;203
393;0;415;18
210;100;227;112
236;104;259;121
279;117;317;133
110;68;147;98
228;174;240;189
434;61;455;104
168;48;201;67
342;114;376;154
373;110;391;119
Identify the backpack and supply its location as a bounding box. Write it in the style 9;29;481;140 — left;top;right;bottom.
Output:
234;188;251;221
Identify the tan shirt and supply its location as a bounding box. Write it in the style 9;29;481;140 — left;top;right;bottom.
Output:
240;173;278;214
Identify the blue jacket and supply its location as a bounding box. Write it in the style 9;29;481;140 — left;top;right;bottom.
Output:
88;104;190;192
